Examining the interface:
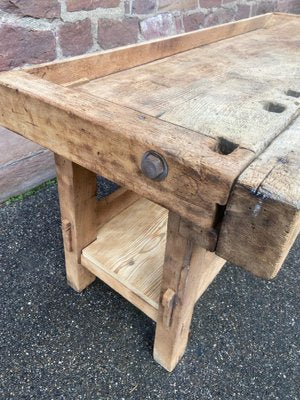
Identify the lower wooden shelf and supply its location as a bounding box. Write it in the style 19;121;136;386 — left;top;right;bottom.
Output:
81;198;168;321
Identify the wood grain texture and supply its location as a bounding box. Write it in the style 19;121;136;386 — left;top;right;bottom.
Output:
55;155;97;292
27;14;271;86
0;13;299;282
154;212;225;371
0;70;253;227
82;198;168;310
79;16;300;153
216;117;300;278
95;188;140;230
179;219;218;251
81;197;225;331
80;255;158;321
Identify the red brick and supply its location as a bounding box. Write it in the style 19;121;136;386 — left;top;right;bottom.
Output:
59;19;92;57
175;16;184;33
200;0;222;8
66;0;120;12
132;0;156;14
204;8;234;27
140;14;175;40
98;18;139;49
236;4;251;20
277;0;300;13
0;0;60;18
0;24;56;71
183;12;205;32
158;0;198;12
252;0;277;15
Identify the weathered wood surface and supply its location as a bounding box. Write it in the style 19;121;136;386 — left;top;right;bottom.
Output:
81;254;158;321
0;13;299;279
95;188;140;230
216;117;300;278
154;212;225;371
79;16;300;153
0;70;253;228
178;219;218;251
55;155;97;292
55;156;141;292
82;198;168;312
81;196;225;326
28;14;271;86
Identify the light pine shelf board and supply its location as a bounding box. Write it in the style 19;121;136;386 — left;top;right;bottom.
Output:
81;198;168;320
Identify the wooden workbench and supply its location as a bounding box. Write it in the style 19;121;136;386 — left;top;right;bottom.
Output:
0;12;299;371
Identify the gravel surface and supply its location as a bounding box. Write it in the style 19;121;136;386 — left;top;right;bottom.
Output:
0;183;299;400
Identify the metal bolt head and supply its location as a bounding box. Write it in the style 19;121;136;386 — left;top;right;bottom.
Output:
141;151;168;181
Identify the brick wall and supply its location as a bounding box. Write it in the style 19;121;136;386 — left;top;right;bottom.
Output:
0;0;299;71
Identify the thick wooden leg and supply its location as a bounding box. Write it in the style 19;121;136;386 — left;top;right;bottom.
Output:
154;212;225;371
55;154;98;292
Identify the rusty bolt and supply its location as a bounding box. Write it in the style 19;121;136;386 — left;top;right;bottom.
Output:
141;151;168;181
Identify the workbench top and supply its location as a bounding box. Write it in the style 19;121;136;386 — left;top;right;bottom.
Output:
0;12;299;279
78;16;300;153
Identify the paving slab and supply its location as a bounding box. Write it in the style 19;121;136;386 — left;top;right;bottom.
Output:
0;183;299;400
0;126;55;203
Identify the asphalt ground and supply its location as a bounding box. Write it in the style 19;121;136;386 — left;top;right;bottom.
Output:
0;182;299;400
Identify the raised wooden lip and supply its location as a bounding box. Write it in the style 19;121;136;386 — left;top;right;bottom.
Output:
25;13;276;86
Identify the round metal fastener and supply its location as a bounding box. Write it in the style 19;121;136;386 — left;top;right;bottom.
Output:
141;151;168;181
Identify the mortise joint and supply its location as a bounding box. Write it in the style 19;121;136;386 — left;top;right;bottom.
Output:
263;102;286;113
286;89;300;98
178;218;218;251
215;138;239;155
62;219;72;252
162;288;177;329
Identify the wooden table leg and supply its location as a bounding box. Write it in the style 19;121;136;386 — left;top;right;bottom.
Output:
154;211;225;371
55;154;98;292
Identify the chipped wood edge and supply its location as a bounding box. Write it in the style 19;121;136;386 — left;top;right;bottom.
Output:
216;117;300;278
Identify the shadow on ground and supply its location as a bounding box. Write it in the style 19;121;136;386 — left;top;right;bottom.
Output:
0;184;299;399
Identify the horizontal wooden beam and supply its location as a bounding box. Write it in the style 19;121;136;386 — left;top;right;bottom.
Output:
27;14;272;85
216;116;300;279
0;70;253;227
95;188;140;230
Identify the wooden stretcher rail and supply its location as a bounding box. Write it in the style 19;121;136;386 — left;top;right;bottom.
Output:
81;198;225;321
